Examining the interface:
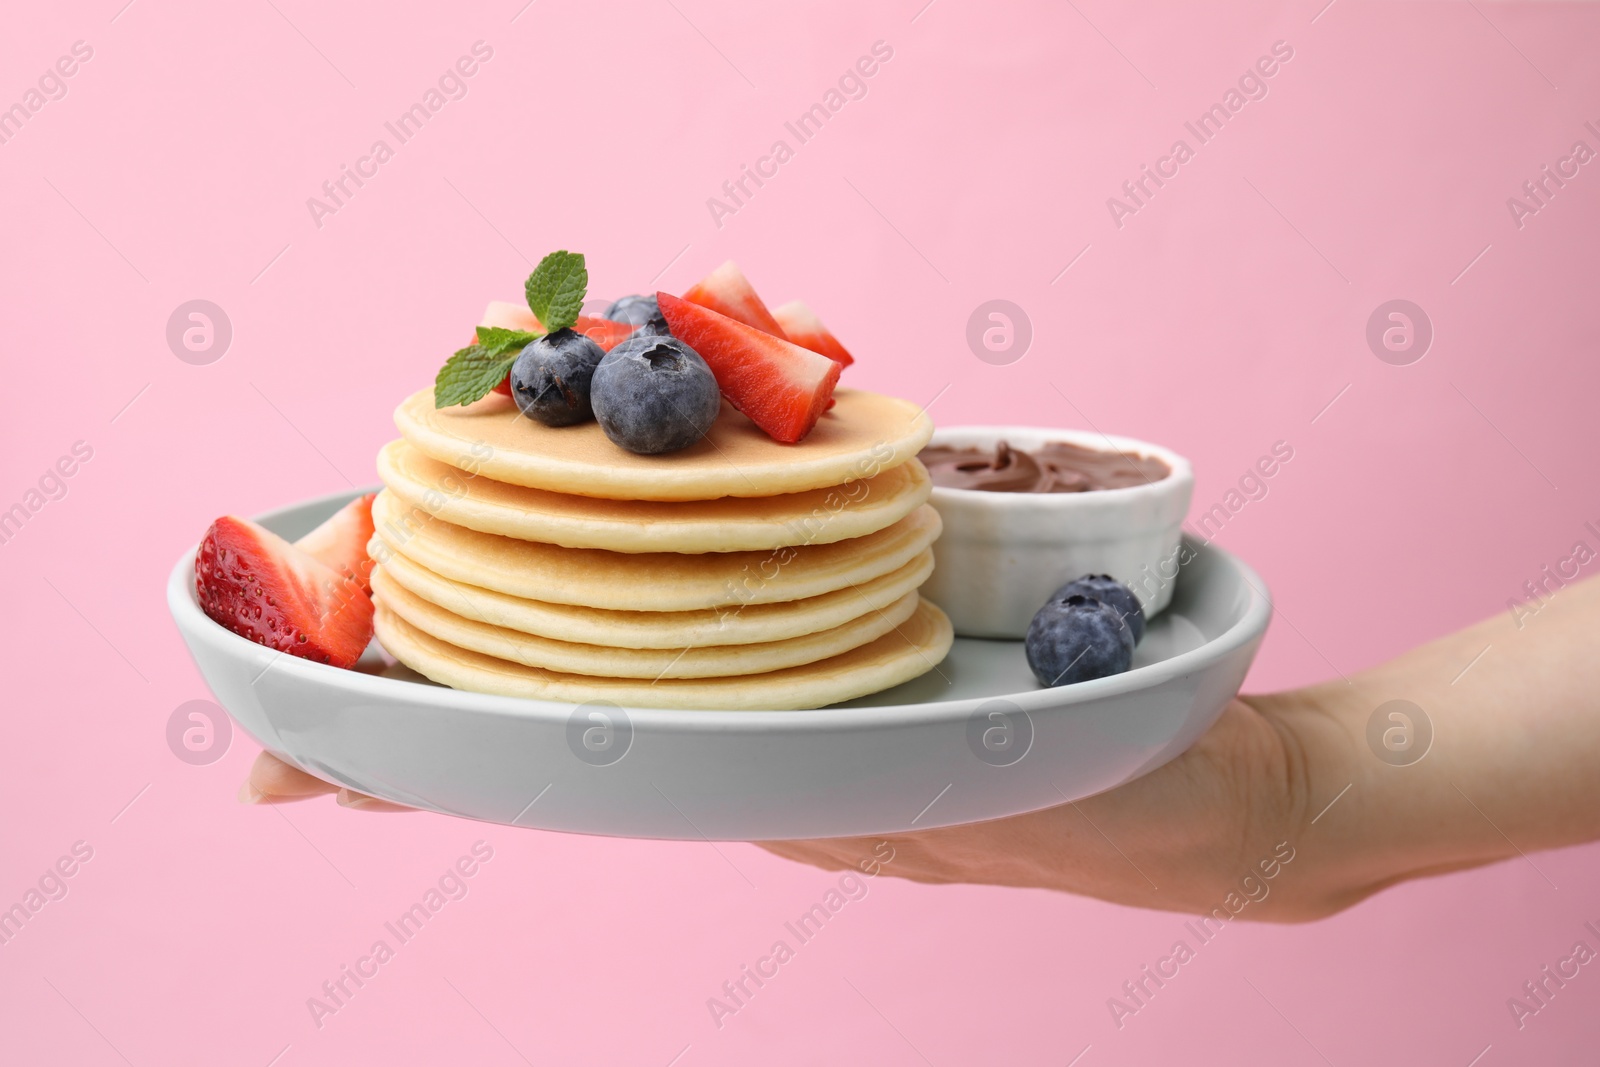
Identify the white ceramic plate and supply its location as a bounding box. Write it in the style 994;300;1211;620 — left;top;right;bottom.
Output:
169;488;1271;840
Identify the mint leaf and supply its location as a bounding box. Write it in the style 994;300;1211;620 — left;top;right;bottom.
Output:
433;344;522;408
433;345;520;408
433;325;545;407
474;326;541;350
524;250;587;333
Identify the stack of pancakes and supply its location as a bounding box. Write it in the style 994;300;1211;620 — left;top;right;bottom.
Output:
367;387;953;710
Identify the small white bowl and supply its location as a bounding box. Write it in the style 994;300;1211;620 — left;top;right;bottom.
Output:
919;426;1194;638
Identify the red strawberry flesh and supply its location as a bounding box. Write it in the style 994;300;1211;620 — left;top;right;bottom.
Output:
657;291;840;444
681;261;789;340
196;515;374;669
295;493;377;594
572;315;637;351
771;300;854;367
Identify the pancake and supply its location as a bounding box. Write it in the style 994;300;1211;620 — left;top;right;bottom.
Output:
377;439;932;554
373;565;923;679
395;386;934;502
371;539;935;648
373;595;954;710
369;490;942;612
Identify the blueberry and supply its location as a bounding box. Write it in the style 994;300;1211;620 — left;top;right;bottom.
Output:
509;328;606;427
591;335;722;454
1049;574;1145;644
605;294;661;327
1025;594;1134;687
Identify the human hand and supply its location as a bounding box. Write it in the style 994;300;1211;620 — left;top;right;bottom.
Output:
761;577;1600;919
759;695;1331;921
233;698;1320;918
235;576;1600;920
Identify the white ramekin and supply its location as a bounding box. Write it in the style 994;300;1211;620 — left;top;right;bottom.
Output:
918;426;1194;639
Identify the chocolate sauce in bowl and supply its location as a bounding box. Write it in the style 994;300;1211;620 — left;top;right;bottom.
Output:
918;440;1169;493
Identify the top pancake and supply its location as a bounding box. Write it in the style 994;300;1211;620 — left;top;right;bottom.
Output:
394;386;933;502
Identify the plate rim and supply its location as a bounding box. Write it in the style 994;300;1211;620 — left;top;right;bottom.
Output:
168;485;1272;730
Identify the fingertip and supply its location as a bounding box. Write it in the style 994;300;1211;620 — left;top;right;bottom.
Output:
336;789;412;813
248;750;338;800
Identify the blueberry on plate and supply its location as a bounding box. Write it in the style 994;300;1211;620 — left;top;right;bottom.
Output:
509;328;606;427
1048;574;1145;644
591;335;722;455
1025;594;1135;687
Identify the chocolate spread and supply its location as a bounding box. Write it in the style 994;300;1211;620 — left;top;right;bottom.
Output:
918;440;1169;493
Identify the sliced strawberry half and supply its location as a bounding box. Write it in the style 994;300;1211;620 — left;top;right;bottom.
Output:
480;299;542;334
682;261;789;340
771;300;854;367
196;515;374;669
295;493;377;594
476;302;636;395
658;292;840;444
573;315;637;351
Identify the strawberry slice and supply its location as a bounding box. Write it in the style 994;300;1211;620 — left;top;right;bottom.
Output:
196;516;374;669
771;300;854;367
682;261;789;340
658;292;840;444
295;493;377;594
573;315;637;351
477;301;636;395
480;299;542;334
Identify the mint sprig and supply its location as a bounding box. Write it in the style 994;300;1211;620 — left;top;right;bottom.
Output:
524;250;587;333
432;250;591;409
474;326;542;351
433;328;539;408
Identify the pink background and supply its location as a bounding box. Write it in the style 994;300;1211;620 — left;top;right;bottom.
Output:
3;0;1598;1062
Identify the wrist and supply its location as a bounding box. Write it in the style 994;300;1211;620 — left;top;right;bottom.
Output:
1214;692;1348;921
1257;680;1520;919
